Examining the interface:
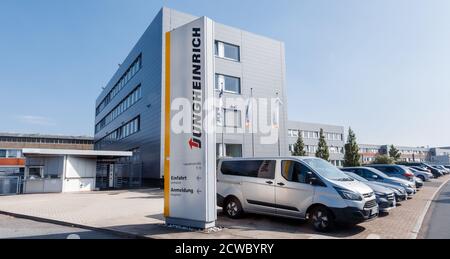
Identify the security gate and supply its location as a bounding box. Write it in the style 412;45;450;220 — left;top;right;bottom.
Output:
0;176;20;196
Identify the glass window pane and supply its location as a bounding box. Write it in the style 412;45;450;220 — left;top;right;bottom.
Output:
224;75;240;94
223;43;240;61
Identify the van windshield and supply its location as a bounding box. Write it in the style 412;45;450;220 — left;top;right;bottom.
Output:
303;158;353;182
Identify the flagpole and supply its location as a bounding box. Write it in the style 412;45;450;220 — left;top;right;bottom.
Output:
219;87;225;158
276;91;281;157
251;88;255;158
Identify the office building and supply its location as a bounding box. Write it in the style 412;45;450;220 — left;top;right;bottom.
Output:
94;8;288;186
287;121;345;166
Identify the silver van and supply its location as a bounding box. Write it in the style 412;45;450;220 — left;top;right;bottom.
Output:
217;157;378;232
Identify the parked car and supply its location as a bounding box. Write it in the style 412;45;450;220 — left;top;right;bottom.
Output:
343;172;396;212
367;165;416;183
434;165;450;174
217;157;379;232
409;167;433;182
375;183;408;202
411;166;432;173
414;177;424;189
399;163;443;178
430;166;449;175
341;167;416;198
444;165;450;170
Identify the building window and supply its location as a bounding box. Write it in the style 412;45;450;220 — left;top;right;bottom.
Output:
0;150;6;158
96;85;142;133
215;41;240;61
96;55;142;115
289;144;295;152
96;116;141;148
6;150;21;158
224;109;242;128
288;129;299;137
217;144;243;158
215;74;241;94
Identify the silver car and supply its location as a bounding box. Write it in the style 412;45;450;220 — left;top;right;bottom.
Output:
341;167;416;198
409;167;433;182
344;172;396;213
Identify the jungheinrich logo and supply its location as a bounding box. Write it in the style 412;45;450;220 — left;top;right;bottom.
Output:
190;27;202;150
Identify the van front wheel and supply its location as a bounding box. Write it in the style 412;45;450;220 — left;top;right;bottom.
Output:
224;197;243;219
310;206;334;232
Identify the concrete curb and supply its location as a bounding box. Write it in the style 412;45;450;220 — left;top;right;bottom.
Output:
410;177;450;239
0;210;151;240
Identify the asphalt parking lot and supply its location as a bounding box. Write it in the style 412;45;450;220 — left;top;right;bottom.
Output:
0;175;448;239
0;214;127;239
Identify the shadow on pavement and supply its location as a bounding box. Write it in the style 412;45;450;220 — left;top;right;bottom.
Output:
217;211;366;238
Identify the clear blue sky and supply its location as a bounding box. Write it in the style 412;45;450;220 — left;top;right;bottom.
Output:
1;0;449;147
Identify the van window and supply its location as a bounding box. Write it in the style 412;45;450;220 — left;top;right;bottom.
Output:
221;160;276;179
282;160;310;184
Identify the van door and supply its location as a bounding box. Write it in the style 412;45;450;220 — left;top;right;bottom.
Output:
240;160;277;214
275;160;315;218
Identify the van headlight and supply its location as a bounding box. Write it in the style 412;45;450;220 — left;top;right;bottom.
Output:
334;187;363;201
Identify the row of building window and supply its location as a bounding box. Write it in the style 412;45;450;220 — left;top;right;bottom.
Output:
398;149;427;155
360;147;427;155
0;149;23;158
288;144;344;154
96;116;141;147
96;55;142;115
288;129;343;141
95;86;142;133
360;148;380;154
0;137;92;145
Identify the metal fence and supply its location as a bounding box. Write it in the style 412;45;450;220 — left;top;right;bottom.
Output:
0;176;20;196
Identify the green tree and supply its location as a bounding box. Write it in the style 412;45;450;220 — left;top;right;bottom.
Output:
292;134;307;156
389;145;402;161
315;129;330;161
344;128;361;167
373;154;395;165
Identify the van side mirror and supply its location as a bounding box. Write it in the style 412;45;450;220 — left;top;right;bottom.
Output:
307;172;321;186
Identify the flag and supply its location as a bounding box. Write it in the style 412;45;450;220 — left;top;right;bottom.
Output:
272;96;283;129
245;97;253;129
217;88;224;127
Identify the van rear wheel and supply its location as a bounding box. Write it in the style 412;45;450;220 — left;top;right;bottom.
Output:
224;197;243;219
310;206;334;232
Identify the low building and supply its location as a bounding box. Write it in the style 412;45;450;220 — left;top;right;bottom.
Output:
0;133;94;177
359;144;383;164
358;144;431;164
20;149;132;194
429;148;450;165
287;121;345;166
